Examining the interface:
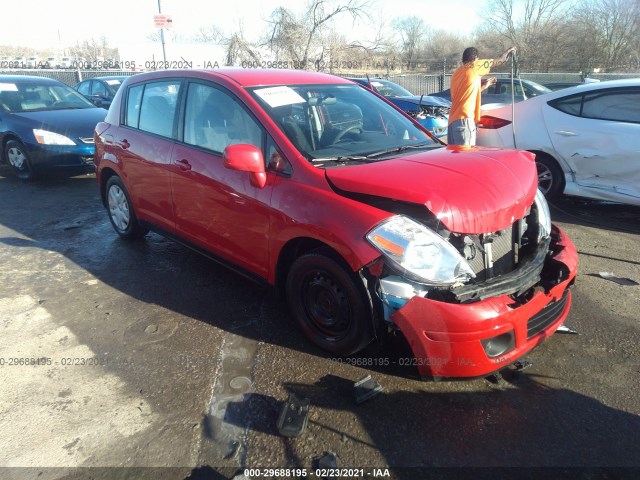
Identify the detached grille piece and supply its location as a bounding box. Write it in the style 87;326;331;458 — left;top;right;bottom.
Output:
527;289;569;339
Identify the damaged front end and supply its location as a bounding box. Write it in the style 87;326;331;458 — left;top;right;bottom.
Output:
364;190;578;378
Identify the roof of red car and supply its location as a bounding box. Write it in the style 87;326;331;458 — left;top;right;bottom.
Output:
208;68;353;87
127;68;353;87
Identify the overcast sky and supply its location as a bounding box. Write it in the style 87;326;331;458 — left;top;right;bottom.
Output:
0;0;486;51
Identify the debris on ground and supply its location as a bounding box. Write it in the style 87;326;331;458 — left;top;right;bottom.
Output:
594;272;638;286
276;393;309;437
557;324;579;334
316;452;339;479
354;375;383;404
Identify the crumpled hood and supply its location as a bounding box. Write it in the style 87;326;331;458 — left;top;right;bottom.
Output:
395;95;452;108
325;146;538;234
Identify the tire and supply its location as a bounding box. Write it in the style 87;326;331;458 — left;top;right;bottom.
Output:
535;154;564;200
4;140;34;180
105;176;148;240
285;252;374;356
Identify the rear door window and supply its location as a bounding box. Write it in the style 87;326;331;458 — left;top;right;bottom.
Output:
138;81;181;138
549;94;583;116
125;84;144;128
581;89;640;123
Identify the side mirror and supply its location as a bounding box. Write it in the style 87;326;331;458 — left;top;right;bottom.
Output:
223;144;267;188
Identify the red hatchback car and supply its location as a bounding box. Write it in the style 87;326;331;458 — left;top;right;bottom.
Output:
94;69;578;378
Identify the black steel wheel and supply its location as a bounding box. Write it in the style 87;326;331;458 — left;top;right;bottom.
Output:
286;252;374;355
105;176;148;240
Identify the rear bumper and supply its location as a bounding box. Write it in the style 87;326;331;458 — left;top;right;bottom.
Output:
391;226;578;378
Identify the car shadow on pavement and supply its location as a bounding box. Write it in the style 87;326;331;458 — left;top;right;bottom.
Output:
549;196;640;235
1;173;638;477
217;372;640;477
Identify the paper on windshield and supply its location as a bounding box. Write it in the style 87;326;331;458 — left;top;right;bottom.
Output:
105;80;121;85
0;83;18;92
254;86;305;108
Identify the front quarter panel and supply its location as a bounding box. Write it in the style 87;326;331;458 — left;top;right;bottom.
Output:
268;174;388;281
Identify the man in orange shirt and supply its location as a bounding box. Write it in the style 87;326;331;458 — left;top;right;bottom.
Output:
447;46;516;146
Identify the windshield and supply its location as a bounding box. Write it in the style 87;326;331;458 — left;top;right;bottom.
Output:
249;84;435;164
526;81;552;95
104;78;124;93
370;80;413;97
0;81;96;112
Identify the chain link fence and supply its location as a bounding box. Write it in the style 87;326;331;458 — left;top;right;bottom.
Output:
2;67;639;94
0;68;140;86
343;71;640;95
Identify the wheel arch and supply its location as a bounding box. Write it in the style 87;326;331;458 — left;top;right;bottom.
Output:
274;237;351;298
1;133;21;163
529;149;566;196
99;167;119;208
274;236;384;344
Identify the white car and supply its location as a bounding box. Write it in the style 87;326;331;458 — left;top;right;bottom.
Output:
476;79;640;206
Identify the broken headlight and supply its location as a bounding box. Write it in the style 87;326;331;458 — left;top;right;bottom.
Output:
366;215;475;285
535;189;551;240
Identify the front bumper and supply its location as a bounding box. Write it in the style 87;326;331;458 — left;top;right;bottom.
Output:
26;142;95;173
390;226;578;378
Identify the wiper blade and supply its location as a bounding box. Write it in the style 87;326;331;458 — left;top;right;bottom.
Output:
311;155;369;163
364;142;436;159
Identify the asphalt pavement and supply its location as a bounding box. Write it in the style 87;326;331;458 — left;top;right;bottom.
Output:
0;169;638;479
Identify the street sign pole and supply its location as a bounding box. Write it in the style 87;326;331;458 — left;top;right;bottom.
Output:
157;0;167;63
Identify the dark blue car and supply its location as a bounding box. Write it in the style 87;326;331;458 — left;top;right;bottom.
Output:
74;76;128;109
347;77;450;139
0;76;107;180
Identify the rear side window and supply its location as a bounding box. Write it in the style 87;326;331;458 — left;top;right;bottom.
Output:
549;94;583;116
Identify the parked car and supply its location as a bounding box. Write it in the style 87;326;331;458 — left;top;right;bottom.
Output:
94;69;577;379
348;77;450;138
44;56;60;69
432;78;552;105
59;57;73;69
543;78;600;91
543;82;582;91
0;76;107;179
477;79;640;205
74;76;127;108
26;56;40;68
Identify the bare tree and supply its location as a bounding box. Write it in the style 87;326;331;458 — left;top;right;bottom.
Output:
265;0;372;69
391;16;429;64
574;0;640;70
192;25;225;44
479;0;570;71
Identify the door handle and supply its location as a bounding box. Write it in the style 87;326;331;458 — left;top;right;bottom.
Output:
555;130;577;136
176;159;192;171
117;138;130;149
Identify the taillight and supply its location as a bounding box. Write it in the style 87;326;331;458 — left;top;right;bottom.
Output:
477;116;512;129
